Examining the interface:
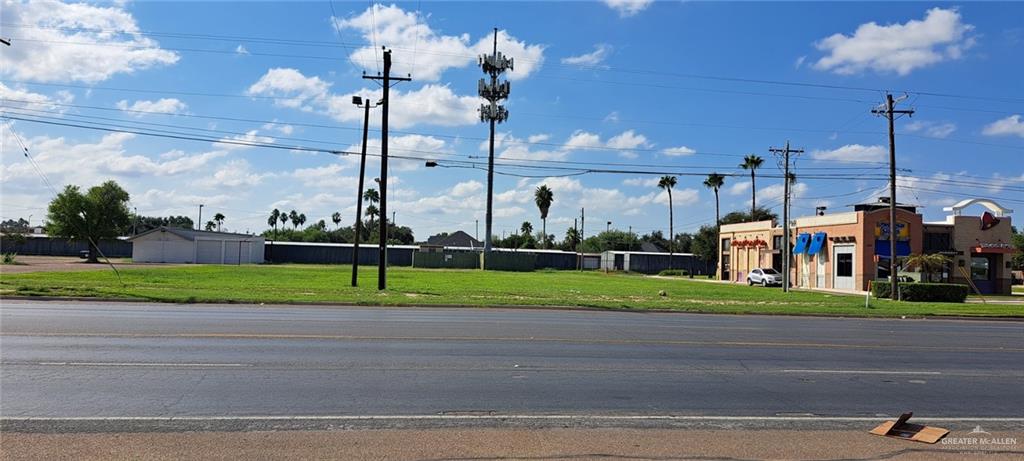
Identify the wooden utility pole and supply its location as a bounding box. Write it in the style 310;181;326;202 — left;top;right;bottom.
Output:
872;93;914;299
363;49;411;290
351;97;378;287
769;141;803;293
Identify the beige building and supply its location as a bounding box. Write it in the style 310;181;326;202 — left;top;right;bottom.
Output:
718;197;1015;295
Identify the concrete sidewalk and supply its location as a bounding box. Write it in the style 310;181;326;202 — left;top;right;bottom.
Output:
3;429;1020;460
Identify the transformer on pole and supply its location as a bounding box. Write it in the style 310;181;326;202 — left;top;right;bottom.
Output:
479;28;513;269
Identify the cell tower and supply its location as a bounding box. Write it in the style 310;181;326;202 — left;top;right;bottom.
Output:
478;28;513;267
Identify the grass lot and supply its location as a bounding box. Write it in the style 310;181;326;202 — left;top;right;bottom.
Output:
1014;285;1024;294
2;265;1022;317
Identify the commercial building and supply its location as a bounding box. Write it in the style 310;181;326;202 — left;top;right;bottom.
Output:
130;227;264;264
718;197;1014;295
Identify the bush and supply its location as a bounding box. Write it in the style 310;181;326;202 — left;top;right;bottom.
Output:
872;281;969;303
1;252;17;264
658;269;690;277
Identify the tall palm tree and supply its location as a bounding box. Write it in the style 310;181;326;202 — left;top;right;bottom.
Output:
657;175;678;268
704;173;726;276
740;154;764;220
279;212;288;230
298;213;307;229
363;188;380;207
703;173;726;226
521;221;533;236
331;211;342;229
365;205;379;230
534;185;554;249
213;213;225;232
289;210;300;230
268;208;280;236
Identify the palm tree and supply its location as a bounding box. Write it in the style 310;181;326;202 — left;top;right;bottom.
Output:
363;188;380;207
213;213;225;232
289;210;300;230
740;154;764;220
298;213;307;229
657;175;678;268
279;212;288;230
331;212;342;229
268;209;280;236
564;226;581;250
704;173;726;277
534;185;554;249
703;173;726;226
204;220;216;231
365;204;379;230
521;221;533;236
905;253;950;282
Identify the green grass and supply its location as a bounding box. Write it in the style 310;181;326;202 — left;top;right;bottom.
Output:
1014;285;1023;294
1;265;1021;317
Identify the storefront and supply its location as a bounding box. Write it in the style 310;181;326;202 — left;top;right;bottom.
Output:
717;197;1014;295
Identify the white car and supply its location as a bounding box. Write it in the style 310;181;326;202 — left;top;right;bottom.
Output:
747;268;783;287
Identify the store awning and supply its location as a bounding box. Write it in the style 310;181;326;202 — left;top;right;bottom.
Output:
875;240;911;257
793;233;811;254
807;232;827;255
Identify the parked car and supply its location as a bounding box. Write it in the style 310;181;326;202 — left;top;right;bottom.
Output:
747;268;783;287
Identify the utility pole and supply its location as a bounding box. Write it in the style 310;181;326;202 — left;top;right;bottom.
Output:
475;219;479;242
579;208;585;271
478;28;513;269
769;141;803;293
574;218;580;270
364;48;411;290
872;93;914;300
350;96;379;287
197;204;204;231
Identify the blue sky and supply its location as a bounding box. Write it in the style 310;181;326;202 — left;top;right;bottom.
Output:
2;0;1022;239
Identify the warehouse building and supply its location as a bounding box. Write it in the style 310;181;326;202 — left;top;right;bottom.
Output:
130;227;264;264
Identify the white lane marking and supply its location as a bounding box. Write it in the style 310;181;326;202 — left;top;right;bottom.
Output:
781;369;942;375
35;362;251;368
2;415;1023;422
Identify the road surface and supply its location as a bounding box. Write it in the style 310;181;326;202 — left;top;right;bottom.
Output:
1;300;1022;432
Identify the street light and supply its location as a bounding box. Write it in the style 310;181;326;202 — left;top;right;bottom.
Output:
351;95;381;287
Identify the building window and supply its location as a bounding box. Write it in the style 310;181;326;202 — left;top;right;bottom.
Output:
971;257;990;280
773;235;782;249
837;253;853;277
877;257;891;280
721;238;730;251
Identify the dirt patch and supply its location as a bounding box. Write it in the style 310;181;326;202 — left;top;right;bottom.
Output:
0;256;183;274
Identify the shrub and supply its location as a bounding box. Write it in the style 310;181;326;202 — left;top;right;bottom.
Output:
1;252;17;264
872;281;969;303
658;269;689;277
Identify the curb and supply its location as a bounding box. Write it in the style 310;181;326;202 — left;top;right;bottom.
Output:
2;295;1022;322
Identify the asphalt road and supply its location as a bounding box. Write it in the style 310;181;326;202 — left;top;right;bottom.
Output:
1;300;1022;431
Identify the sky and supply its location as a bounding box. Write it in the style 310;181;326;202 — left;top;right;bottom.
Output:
2;0;1023;240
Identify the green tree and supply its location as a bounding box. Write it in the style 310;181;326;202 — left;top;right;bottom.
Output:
905;253;951;282
213;213;225;232
657;175;678;268
204;220;216;231
520;221;533;236
562;226;581;251
331;211;342;229
740;154;764;220
289;210;300;230
364;205;379;230
534;185;554;249
704;172;726;272
691;224;718;268
46;180;131;263
298;213;307;228
1012;228;1024;270
279;212;288;230
268;209;280;236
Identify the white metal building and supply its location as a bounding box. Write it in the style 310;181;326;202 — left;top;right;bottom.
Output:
129;227;264;264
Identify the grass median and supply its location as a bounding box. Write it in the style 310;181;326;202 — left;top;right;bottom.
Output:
2;264;1021;317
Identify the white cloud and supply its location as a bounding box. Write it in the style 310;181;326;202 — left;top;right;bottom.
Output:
561;44;612;66
811;144;886;163
759;182;809;204
116;98;187;116
727;181;752;196
622;177;660;188
812;8;975;76
0;82;73;112
261;121;295;135
603;0;654;17
564;130;603;150
662;146;696;157
213;130;275;151
652;188;699;207
235;45;249;55
451;180;483;197
0;131;227;192
334;4;544;81
904;120;956;138
0;0;179;83
794;55;807;69
982;115;1024;138
191;159;273;189
290;163;350;188
247;68;480;129
343;134;450;171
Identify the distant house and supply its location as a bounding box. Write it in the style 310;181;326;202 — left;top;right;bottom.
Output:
426;230;482;248
129;226;264;264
